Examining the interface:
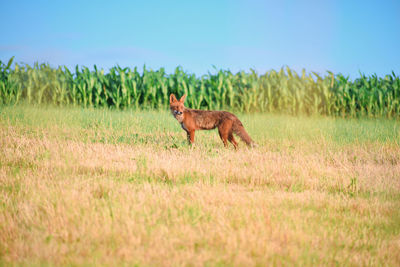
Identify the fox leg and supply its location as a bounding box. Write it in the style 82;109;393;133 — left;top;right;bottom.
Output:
186;131;191;144
187;130;195;145
218;121;232;148
228;132;238;150
218;131;228;147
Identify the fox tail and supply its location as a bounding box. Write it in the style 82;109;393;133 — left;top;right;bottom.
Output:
232;120;257;147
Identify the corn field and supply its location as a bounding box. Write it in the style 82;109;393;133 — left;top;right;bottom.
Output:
1;57;399;117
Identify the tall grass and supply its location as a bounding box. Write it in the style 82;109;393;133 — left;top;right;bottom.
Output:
1;57;399;117
1;106;400;266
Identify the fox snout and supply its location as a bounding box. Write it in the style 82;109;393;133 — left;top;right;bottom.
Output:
173;110;183;115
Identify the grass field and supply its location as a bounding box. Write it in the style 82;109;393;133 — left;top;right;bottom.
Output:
1;105;400;266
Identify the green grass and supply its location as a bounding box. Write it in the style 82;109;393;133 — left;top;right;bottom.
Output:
0;105;399;266
1;105;398;145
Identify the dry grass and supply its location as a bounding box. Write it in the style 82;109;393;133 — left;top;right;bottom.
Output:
0;105;399;266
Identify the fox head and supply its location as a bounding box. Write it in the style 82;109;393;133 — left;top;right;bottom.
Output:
169;94;186;120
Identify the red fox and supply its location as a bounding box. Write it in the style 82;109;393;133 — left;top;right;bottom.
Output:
169;94;256;149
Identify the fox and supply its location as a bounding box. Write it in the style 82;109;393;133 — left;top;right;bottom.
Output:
169;94;256;149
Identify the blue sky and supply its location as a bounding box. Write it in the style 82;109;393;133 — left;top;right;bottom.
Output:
1;0;399;77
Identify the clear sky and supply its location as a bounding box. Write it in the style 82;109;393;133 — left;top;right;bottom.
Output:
1;0;399;77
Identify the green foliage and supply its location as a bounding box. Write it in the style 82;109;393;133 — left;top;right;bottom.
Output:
1;58;399;117
0;57;22;105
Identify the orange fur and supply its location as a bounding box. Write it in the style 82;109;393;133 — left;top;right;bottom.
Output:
169;94;256;148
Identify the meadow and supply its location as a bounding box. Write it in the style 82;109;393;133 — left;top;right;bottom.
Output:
1;105;399;266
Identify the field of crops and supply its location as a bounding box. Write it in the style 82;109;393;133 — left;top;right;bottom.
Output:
1;57;400;117
1;55;400;265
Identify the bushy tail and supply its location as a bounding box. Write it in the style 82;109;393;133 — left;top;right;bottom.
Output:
233;120;257;147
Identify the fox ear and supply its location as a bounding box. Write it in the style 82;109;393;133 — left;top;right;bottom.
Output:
170;94;177;103
179;94;187;103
